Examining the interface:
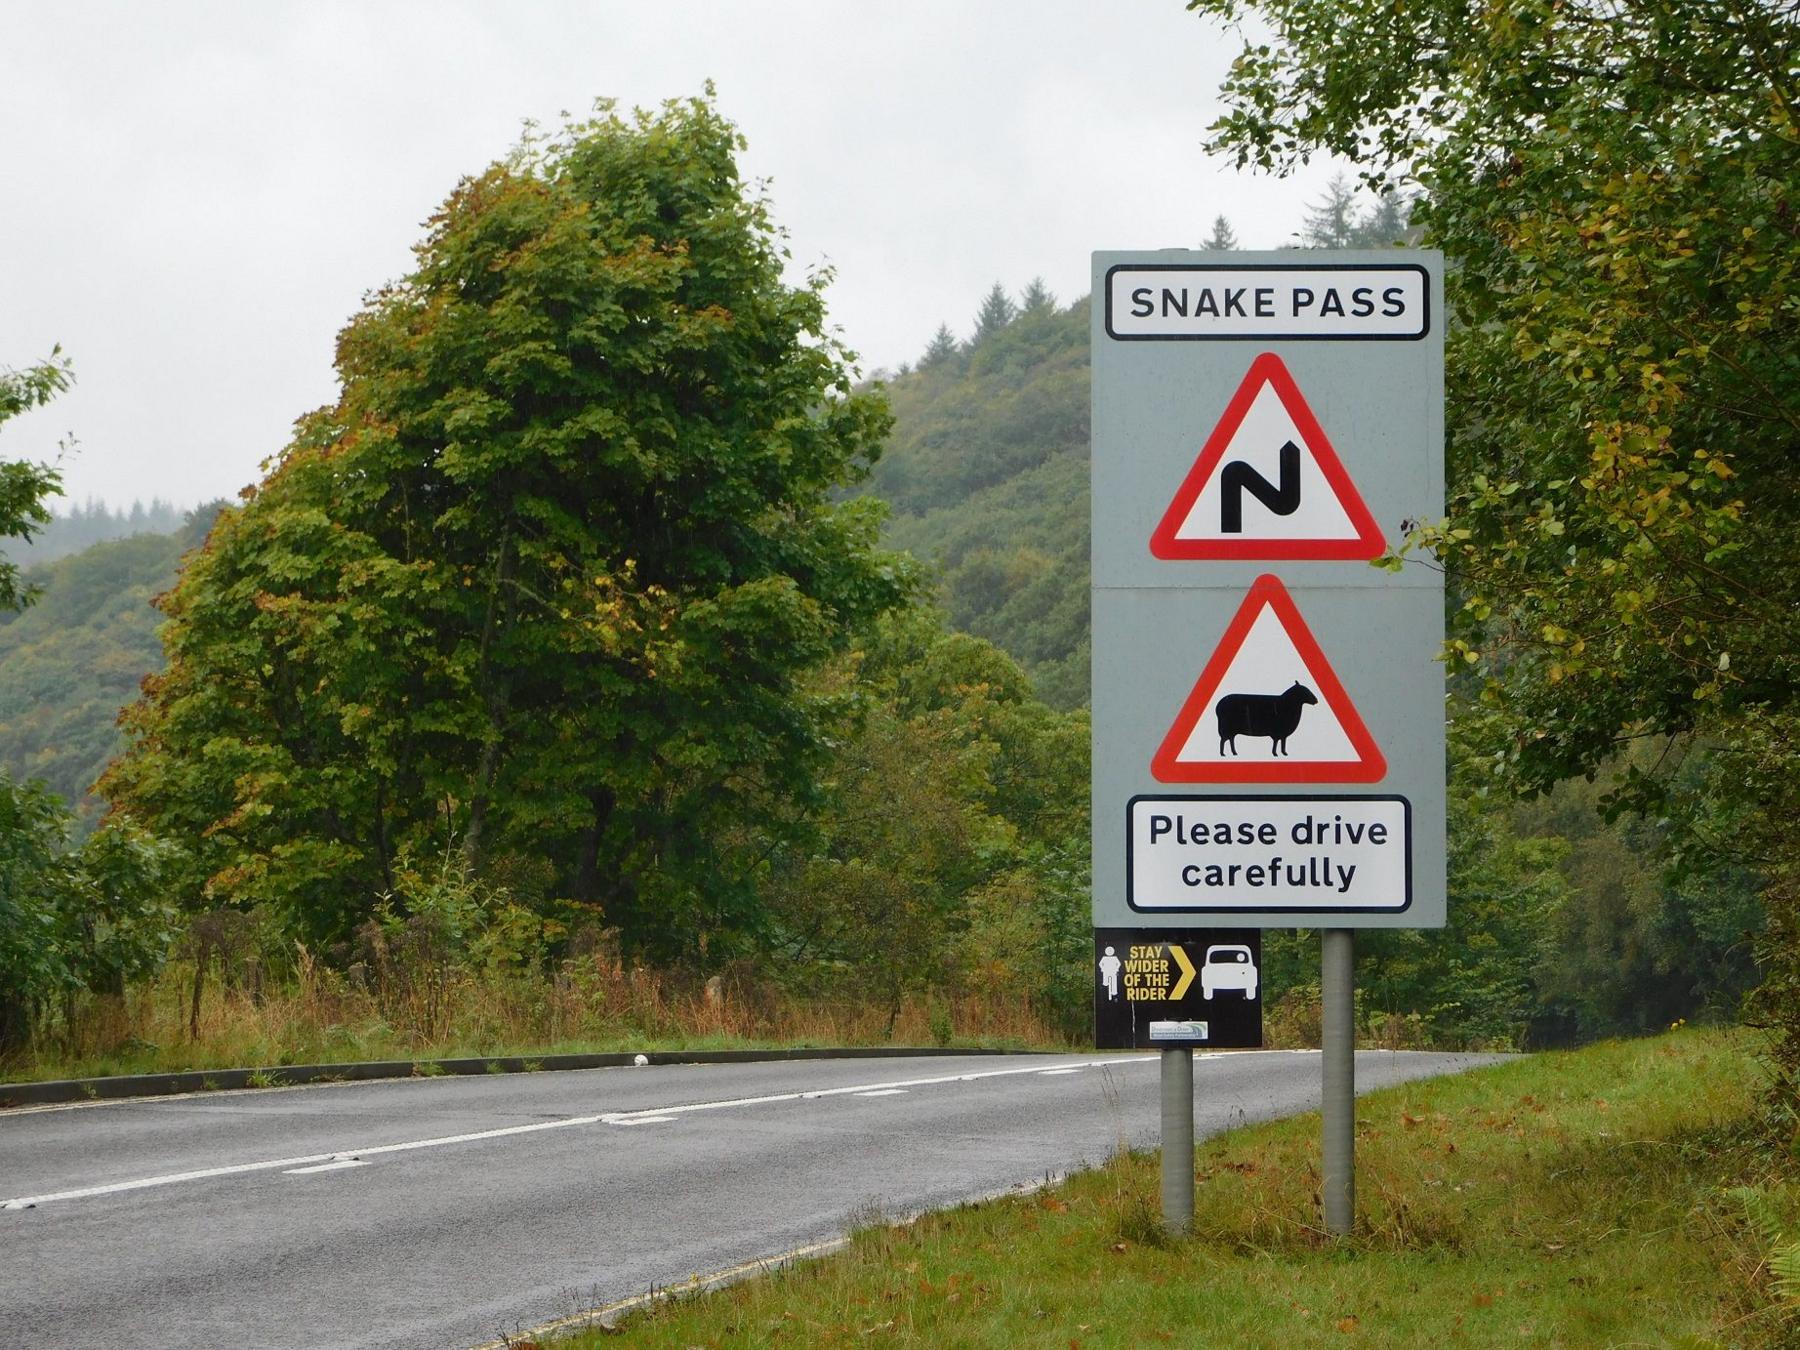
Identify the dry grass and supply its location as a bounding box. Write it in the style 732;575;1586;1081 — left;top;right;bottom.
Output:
2;950;1073;1085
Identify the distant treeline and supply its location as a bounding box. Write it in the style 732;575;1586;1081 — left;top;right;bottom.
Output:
11;498;198;566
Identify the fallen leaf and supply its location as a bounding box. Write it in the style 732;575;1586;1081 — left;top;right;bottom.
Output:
1473;1293;1494;1308
1336;1315;1360;1333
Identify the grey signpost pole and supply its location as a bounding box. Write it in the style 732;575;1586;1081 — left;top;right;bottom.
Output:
1160;1047;1195;1233
1321;928;1355;1235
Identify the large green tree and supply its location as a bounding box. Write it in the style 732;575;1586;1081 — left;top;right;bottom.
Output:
1190;0;1797;1061
0;349;71;610
103;96;913;959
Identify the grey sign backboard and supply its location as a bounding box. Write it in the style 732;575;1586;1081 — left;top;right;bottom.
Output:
1091;250;1446;930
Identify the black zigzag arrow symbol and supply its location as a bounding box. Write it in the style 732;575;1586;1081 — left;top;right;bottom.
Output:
1219;440;1301;533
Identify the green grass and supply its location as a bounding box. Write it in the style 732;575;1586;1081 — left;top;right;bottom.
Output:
558;1030;1796;1348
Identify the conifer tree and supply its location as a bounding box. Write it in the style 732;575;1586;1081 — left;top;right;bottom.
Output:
1203;214;1239;250
1018;277;1056;315
1301;175;1360;248
919;323;959;370
969;283;1017;344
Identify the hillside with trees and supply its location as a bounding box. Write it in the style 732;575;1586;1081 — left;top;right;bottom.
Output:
10;498;190;566
0;504;222;829
868;291;1091;708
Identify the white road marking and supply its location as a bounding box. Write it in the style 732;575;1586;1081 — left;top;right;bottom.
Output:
1038;1069;1082;1076
595;1056;1151;1127
284;1158;369;1175
1;1115;607;1209
1;1055;1155;1211
853;1089;908;1097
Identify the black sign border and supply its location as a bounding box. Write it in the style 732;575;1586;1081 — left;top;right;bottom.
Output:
1125;793;1414;915
1103;262;1432;342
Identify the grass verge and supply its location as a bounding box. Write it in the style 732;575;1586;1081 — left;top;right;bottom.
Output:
2;962;1073;1085
555;1029;1797;1348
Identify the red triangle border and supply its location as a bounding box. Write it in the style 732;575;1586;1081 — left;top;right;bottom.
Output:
1150;574;1388;784
1148;352;1387;561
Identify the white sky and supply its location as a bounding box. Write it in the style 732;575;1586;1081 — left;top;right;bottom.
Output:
1;0;1347;511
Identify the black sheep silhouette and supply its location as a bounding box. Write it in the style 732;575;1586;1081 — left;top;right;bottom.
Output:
1216;682;1318;756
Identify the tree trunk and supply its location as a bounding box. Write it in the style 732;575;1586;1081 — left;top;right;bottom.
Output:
0;992;30;1057
573;784;617;905
463;523;515;870
189;935;213;1043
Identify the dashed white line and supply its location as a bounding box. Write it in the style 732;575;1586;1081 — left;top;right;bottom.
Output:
284;1158;369;1175
853;1089;909;1098
2;1056;1153;1210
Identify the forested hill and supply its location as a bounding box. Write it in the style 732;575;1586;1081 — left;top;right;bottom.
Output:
865;295;1091;710
0;506;220;827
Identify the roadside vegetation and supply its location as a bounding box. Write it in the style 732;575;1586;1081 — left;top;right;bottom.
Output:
2;1;1795;1117
555;1029;1797;1348
0;174;1766;1084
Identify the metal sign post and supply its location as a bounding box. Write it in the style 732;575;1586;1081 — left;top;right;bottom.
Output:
1090;250;1445;1239
1321;928;1355;1235
1160;1048;1195;1234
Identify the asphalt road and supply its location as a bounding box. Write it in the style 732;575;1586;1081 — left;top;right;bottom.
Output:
0;1049;1499;1348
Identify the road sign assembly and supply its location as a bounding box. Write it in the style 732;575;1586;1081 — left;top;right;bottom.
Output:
1091;251;1445;932
1091;249;1446;1237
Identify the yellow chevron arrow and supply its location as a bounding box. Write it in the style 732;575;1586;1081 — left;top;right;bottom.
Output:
1169;944;1196;1001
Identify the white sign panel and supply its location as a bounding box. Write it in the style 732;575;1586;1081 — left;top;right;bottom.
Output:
1106;264;1430;341
1129;796;1411;914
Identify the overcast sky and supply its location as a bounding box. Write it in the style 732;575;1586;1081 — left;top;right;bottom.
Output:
1;1;1348;511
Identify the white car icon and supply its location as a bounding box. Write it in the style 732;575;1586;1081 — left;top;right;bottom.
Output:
1200;944;1258;1000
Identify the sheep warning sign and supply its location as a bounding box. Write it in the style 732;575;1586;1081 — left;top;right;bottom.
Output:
1148;352;1385;561
1150;574;1385;784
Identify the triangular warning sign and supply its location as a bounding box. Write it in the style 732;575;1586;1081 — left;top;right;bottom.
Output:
1149;352;1386;561
1151;574;1387;784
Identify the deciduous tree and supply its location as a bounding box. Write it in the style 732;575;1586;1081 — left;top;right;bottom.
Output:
0;348;71;610
104;96;915;959
1190;0;1799;1070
